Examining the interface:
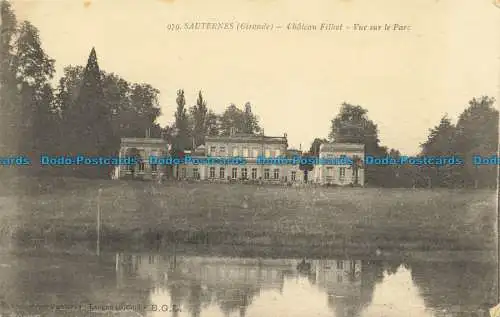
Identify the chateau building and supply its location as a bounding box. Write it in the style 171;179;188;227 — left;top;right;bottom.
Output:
174;128;302;183
312;143;365;186
114;128;365;186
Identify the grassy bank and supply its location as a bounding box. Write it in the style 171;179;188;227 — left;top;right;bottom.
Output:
1;177;497;255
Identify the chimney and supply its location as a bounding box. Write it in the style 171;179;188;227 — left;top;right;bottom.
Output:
284;133;287;139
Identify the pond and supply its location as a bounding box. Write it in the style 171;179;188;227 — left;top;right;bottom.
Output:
0;249;496;317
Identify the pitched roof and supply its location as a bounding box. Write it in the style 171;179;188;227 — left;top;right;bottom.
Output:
120;137;168;146
319;142;365;152
205;133;287;145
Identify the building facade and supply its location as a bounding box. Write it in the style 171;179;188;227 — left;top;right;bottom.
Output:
174;129;306;184
312;143;365;186
114;137;169;180
113;130;365;186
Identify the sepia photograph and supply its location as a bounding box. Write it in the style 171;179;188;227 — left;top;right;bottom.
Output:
0;0;499;316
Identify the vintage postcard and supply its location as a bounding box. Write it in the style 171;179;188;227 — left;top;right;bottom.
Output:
0;0;499;316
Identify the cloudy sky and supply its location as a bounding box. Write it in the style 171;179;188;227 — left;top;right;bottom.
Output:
11;0;500;155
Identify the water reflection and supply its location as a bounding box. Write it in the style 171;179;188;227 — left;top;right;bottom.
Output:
0;251;495;317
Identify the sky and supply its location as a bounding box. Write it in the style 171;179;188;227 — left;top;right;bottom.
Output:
10;0;500;155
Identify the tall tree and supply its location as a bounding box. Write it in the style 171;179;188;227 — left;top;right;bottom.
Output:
161;125;175;144
242;102;260;134
67;47;116;178
189;91;208;147
421;115;456;156
56;66;162;140
101;72;130;133
128;83;161;137
328;103;379;148
328;102;387;186
12;21;55;171
419;115;457;188
220;103;260;135
453;96;498;188
385;148;414;188
53;65;85;119
32;84;56;154
172;89;191;153
53;66;87;156
0;0;19;157
205;110;220;136
220;104;244;135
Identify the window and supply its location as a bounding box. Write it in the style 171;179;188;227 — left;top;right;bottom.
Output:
241;168;247;179
327;167;334;181
232;168;238;179
264;168;270;180
219;167;225;179
339;167;346;180
337;261;344;270
210;146;216;155
181;168;186;178
265;149;271;158
251;168;257;180
273;168;279;179
352;155;360;175
232;147;239;157
337;274;343;283
275;149;281;157
151;164;157;172
193;168;199;179
291;171;296;181
138;159;145;172
219;146;226;156
138;151;146;172
242;148;249;157
252;148;259;158
209;167;215;178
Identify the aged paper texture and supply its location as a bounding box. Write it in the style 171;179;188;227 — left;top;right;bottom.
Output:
0;0;499;316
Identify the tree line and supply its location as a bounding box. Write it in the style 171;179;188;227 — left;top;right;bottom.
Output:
0;0;260;179
168;89;261;157
307;98;498;188
1;0;497;187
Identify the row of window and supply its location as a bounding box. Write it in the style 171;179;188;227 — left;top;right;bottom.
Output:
125;162;157;173
128;165;347;181
326;167;347;180
208;146;281;158
182;167;297;181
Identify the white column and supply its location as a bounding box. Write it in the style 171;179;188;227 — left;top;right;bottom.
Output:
121;147;128;177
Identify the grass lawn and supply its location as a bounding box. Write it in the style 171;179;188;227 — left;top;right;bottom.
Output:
1;177;497;254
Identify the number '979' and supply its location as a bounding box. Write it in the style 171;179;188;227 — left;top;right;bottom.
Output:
166;24;182;31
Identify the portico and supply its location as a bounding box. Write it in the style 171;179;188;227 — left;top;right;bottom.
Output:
114;137;169;180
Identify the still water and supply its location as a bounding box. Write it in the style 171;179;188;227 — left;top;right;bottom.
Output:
0;250;496;317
